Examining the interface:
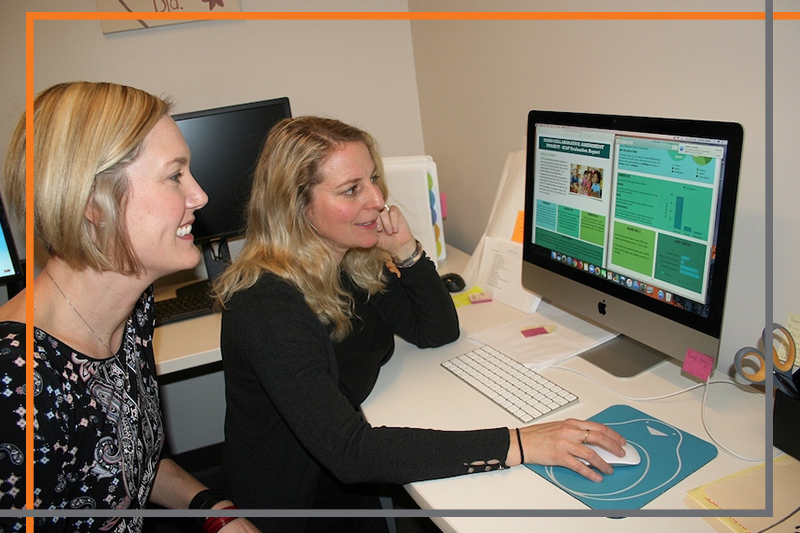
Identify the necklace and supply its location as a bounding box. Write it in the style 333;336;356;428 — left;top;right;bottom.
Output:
46;270;117;358
46;271;131;394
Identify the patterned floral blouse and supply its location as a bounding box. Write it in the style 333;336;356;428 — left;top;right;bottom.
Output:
0;288;163;533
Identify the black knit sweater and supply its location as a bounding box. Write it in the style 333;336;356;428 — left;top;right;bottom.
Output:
219;254;510;512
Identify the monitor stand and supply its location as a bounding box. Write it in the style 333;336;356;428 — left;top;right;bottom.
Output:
175;239;231;298
579;334;668;378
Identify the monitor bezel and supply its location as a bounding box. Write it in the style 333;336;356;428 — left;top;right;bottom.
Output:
172;96;291;246
522;110;744;341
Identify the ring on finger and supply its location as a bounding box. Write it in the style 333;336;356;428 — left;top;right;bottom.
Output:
582;429;590;445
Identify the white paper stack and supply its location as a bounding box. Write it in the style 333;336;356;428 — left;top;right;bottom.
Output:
462;146;540;313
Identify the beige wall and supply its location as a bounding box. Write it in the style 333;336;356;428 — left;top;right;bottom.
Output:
772;3;800;344
409;0;774;370
0;0;424;265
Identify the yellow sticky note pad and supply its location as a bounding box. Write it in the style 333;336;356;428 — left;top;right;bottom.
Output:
452;286;488;308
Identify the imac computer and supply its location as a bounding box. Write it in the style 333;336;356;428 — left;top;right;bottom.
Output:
522;111;743;377
0;196;24;299
172;97;291;296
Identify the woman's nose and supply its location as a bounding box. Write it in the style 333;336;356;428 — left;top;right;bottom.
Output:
187;172;209;211
367;181;384;209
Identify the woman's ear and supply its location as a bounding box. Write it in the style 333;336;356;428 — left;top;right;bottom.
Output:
84;198;99;223
83;196;106;238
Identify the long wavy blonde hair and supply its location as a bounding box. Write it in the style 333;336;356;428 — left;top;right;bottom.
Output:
213;116;389;341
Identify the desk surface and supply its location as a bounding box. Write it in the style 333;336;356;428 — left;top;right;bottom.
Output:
152;294;222;376
153;246;770;532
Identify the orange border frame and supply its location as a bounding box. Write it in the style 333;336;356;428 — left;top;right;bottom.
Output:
28;11;767;21
23;8;779;529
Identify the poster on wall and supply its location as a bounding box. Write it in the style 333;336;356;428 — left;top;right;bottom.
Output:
95;0;241;34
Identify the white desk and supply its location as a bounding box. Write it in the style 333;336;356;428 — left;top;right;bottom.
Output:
360;247;768;532
152;301;223;376
153;246;769;532
152;288;227;454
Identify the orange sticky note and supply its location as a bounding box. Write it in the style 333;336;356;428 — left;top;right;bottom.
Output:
683;349;713;381
511;210;525;244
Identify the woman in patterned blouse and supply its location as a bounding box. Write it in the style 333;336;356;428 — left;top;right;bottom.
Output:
0;82;259;533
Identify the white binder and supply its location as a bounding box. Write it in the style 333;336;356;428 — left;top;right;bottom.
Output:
382;156;447;265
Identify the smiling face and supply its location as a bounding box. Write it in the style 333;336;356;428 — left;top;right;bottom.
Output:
306;141;385;262
122;115;208;281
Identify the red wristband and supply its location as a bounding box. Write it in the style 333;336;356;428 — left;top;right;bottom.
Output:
202;506;239;533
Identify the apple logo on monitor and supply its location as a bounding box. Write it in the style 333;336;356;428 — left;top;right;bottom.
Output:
598;300;607;315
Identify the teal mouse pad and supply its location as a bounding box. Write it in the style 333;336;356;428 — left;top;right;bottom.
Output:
525;404;718;510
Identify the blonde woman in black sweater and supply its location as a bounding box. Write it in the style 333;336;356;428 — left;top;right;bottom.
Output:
214;116;626;532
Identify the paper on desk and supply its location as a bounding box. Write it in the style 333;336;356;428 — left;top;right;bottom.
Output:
462;149;527;289
451;286;488;308
685;454;800;533
475;236;540;314
468;301;616;370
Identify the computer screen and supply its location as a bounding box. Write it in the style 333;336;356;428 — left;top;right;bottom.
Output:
0;196;23;296
522;111;743;377
172;97;291;290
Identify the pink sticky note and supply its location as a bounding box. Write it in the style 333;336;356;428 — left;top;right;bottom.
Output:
521;327;549;338
683;349;713;381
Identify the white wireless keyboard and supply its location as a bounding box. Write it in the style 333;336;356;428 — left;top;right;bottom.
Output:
441;345;579;423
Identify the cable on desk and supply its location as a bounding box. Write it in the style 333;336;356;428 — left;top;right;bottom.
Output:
752;503;800;533
550;364;772;462
698;372;779;463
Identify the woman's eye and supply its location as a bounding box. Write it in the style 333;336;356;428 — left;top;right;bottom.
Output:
343;185;357;196
169;171;184;183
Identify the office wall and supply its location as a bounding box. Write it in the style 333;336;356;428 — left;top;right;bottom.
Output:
772;7;800;343
0;0;424;275
409;0;771;371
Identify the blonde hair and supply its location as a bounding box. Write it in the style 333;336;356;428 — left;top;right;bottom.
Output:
2;81;172;274
213;116;388;341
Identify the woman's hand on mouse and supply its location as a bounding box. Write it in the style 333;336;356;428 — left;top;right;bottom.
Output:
509;419;626;482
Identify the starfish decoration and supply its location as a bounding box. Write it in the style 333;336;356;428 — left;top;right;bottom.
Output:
202;0;226;10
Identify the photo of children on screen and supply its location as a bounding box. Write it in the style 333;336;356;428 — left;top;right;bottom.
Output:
569;164;604;199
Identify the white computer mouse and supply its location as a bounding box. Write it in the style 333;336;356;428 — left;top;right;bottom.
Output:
579;443;641;466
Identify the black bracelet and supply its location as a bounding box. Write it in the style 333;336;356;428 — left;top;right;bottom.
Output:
189;488;228;510
190;489;229;527
393;240;423;268
516;427;526;464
